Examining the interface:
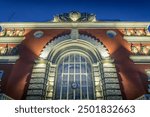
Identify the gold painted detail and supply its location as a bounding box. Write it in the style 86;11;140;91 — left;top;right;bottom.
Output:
131;43;150;55
0;28;25;37
120;28;150;36
0;44;19;56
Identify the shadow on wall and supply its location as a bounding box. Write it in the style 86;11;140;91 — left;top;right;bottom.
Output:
5;44;38;99
5;29;71;100
111;46;147;99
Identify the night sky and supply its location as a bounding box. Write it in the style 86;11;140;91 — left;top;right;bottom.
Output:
0;0;150;22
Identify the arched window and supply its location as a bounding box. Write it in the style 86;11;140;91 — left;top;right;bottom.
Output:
55;53;94;100
27;34;122;100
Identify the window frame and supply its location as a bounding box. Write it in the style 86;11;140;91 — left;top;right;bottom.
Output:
55;53;95;100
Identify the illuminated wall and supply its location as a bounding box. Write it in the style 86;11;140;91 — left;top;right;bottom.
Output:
0;12;150;100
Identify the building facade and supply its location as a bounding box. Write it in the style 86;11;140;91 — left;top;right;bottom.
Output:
0;12;150;100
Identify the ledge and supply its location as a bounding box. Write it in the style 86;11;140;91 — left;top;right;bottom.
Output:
0;22;149;29
124;36;150;43
0;37;25;44
0;56;19;64
130;55;150;64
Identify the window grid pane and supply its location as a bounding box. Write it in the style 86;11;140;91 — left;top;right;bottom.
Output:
55;54;94;100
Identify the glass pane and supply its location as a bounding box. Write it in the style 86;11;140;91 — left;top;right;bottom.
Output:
64;56;69;62
58;64;62;73
75;74;80;81
81;75;86;86
69;75;74;82
89;86;94;99
70;54;74;62
75;64;80;73
81;56;85;62
75;54;80;62
81;64;86;73
69;85;74;99
64;64;68;73
62;87;67;99
75;88;80;99
57;74;62;84
87;74;92;85
55;87;60;99
63;75;68;87
82;87;87;99
63;74;68;81
69;64;74;73
87;63;91;73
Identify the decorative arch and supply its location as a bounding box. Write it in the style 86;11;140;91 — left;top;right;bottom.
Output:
26;31;122;100
40;34;110;60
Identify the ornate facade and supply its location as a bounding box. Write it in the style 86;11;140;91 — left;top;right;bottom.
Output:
0;12;150;100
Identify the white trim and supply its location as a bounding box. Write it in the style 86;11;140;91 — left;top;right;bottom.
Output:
0;56;19;64
124;36;150;43
0;22;149;29
0;37;25;43
130;56;150;63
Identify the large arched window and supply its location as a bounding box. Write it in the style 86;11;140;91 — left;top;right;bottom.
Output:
55;53;94;100
27;34;122;100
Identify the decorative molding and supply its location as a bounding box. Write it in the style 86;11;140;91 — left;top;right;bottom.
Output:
0;22;149;29
0;56;19;64
53;11;96;22
104;73;117;77
121;28;149;36
26;60;48;100
0;45;19;56
40;34;110;60
0;37;25;43
124;36;150;43
130;55;150;63
0;28;25;37
101;61;122;100
130;44;150;55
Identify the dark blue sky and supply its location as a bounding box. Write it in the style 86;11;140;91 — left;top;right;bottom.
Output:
0;0;150;22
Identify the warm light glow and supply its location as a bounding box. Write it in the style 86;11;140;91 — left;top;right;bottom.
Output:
142;46;149;54
0;48;6;54
136;29;144;35
130;29;135;35
133;47;138;54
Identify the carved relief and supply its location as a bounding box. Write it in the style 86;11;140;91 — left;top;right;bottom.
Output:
120;28;150;36
0;28;25;37
53;11;96;22
131;43;150;55
0;44;19;56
